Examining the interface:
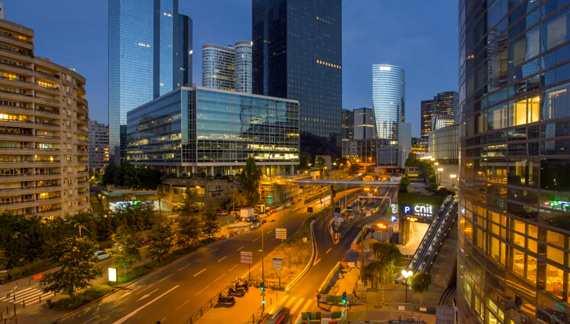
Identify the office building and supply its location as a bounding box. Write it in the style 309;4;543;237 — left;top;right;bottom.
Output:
341;109;354;142
412;137;428;157
89;120;110;173
341;139;393;164
431;113;455;131
458;1;570;323
108;0;193;161
0;19;89;217
420;91;458;139
372;64;405;139
127;87;299;176
353;107;375;140
252;0;342;140
202;41;252;93
428;124;458;165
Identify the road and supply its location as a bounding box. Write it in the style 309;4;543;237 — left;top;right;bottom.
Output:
50;191;342;324
266;187;397;322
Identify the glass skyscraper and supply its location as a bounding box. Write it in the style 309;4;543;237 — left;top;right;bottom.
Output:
420;91;458;139
372;64;405;139
202;41;252;93
108;0;192;161
252;0;342;140
458;1;570;323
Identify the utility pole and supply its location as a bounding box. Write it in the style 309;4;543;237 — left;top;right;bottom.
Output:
261;228;265;283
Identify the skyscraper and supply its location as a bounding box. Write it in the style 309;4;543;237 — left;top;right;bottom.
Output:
202;41;252;93
0;19;89;217
372;64;405;139
458;1;570;323
89;121;110;174
420;91;458;139
341;109;354;142
252;0;342;140
108;0;192;161
353;108;375;140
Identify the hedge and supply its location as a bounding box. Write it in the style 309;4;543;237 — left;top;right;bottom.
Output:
53;285;113;311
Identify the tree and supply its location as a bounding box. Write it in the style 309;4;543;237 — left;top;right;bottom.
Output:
112;225;140;269
410;272;432;304
174;189;202;217
368;241;403;304
101;162;119;186
315;156;325;168
348;163;359;175
41;237;101;296
228;189;247;213
299;152;312;170
201;208;220;239
177;215;201;249
147;216;173;263
241;156;262;206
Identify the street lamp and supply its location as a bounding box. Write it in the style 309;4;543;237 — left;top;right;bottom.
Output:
401;270;413;303
450;174;457;190
436;168;443;185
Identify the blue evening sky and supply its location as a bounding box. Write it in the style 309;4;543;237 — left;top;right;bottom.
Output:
5;0;457;137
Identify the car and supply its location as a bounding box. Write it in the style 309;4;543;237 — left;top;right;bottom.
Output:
94;250;110;261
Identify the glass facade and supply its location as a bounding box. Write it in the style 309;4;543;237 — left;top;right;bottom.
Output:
108;0;192;160
421;91;458;139
458;1;570;323
235;41;252;94
353;107;375;140
127;87;299;175
428;124;459;165
202;45;236;92
252;0;342;139
341;109;354;141
372;64;405;139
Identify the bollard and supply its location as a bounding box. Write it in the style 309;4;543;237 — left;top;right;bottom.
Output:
13;304;15;317
6;305;8;316
22;299;25;308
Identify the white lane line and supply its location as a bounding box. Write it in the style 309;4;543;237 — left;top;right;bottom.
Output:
252;237;260;242
284;297;296;308
300;299;313;314
160;318;166;323
113;285;179;324
228;264;239;272
158;273;173;282
136;288;159;302
109;299;124;310
195;285;210;296
214;274;226;282
136;284;154;294
175;299;191;311
81;317;97;324
266;231;272;235
178;264;191;272
217;256;228;262
289;297;305;314
325;248;332;254
236;246;245;251
193;268;207;277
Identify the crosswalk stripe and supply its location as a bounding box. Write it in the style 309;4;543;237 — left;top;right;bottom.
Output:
289;297;305;314
284;296;296;308
0;287;51;304
299;299;313;314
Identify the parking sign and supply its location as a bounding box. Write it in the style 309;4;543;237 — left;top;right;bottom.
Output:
403;205;412;215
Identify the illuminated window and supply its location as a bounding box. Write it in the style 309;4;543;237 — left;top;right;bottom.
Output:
546;264;564;299
2;72;17;80
511;248;525;277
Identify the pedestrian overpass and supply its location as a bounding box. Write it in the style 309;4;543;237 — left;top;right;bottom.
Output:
287;179;399;186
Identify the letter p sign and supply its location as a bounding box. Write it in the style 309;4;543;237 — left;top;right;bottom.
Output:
403;205;412;215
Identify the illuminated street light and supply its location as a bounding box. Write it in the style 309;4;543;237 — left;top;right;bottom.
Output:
401;269;413;303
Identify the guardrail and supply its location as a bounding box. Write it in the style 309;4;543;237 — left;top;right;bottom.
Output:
285;219;317;291
182;282;234;324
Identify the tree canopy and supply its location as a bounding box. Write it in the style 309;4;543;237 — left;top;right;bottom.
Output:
241;156;262;206
101;162;163;190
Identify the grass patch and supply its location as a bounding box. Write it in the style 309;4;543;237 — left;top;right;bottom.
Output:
53;285;113;311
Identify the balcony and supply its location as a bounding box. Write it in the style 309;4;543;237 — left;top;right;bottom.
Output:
34;96;60;106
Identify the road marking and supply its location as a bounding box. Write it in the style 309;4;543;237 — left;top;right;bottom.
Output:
313;258;321;265
175;299;191;311
195;285;210;296
136;288;159;302
193;268;207;277
158;273;173;282
113;285;179;324
217;256;228;262
109;299;125;310
284;297;296;308
252;237;260;242
300;299;313;313
236;246;245;251
228;264;239;272
160;318;166;323
81;317;97;324
136;284;154;294
325;248;332;254
178;263;191;272
290;297;305;314
266;231;272;235
214;274;226;282
118;291;132;299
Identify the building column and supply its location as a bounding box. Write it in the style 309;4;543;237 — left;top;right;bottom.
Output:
210;166;214;176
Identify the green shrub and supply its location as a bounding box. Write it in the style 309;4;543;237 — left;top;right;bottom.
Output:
53;285;113;311
7;259;53;281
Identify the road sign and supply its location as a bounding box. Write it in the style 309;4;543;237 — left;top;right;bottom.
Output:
390;204;398;214
273;258;283;271
276;227;287;240
391;216;397;223
240;251;253;264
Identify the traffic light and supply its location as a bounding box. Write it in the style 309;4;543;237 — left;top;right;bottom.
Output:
262;299;266;305
342;291;347;305
260;282;265;291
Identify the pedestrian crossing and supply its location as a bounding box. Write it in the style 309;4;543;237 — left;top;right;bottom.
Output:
0;286;53;306
268;294;317;319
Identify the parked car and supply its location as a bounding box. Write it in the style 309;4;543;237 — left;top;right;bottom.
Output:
94;250;110;261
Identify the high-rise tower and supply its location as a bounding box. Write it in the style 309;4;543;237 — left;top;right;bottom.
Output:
372;64;405;139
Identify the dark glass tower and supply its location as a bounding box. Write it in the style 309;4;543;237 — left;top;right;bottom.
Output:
458;1;570;323
420;91;458;139
252;0;342;141
108;0;192;161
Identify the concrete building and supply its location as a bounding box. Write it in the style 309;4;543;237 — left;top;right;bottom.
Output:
353;107;375;140
89;120;109;174
127;86;299;176
420;91;457;139
108;0;192;161
0;19;89;217
202;41;252;93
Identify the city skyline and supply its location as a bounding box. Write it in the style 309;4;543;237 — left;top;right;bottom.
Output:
4;0;458;137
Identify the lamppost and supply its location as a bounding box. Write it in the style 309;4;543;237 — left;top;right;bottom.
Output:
437;168;444;185
401;270;413;303
450;174;457;190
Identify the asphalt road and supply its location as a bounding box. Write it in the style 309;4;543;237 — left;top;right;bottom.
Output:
266;187;397;322
55;191;345;324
